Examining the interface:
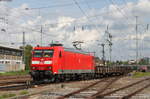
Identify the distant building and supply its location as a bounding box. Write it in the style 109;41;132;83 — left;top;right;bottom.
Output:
0;46;25;72
128;60;136;65
139;57;150;65
94;57;104;66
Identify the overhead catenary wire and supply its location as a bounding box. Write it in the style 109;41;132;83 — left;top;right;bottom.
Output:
108;0;131;24
1;3;127;45
0;0;140;28
16;0;126;27
72;0;112;60
1;0;148;56
2;1;132;29
23;0;103;10
115;0;150;59
106;0;139;61
1;2;134;25
83;0;113;61
72;0;105;37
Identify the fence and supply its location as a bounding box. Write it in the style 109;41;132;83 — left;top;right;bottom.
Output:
0;63;25;72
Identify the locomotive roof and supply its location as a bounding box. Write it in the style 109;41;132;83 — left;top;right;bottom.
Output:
64;48;91;55
34;46;92;55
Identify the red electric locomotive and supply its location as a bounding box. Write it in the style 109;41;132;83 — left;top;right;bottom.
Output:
30;44;95;82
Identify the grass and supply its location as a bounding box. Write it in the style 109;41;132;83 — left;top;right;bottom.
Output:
132;72;150;78
0;93;16;99
19;90;29;95
0;70;29;76
0;91;29;99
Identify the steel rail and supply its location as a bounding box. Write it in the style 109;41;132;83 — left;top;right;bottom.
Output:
87;76;121;99
93;78;150;99
0;84;30;91
0;79;92;91
0;75;30;80
122;82;150;99
0;77;32;86
57;78;109;99
0;80;32;91
10;79;108;99
0;81;28;86
0;78;90;91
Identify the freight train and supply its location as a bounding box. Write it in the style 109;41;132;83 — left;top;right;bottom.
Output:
30;44;132;82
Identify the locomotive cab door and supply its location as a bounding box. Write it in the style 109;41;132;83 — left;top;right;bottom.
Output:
59;51;64;74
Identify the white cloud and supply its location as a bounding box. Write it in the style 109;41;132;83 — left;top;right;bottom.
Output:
0;0;150;60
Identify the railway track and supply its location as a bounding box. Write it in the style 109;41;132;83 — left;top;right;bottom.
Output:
0;75;30;80
0;75;31;85
0;83;31;91
57;76;121;99
0;75;32;91
91;77;150;99
5;79;107;99
0;80;32;91
56;77;150;99
0;77;99;91
122;83;150;99
1;74;149;99
3;75;148;99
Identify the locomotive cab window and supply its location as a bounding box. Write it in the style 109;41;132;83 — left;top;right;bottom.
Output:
33;49;54;57
33;50;43;57
43;50;54;57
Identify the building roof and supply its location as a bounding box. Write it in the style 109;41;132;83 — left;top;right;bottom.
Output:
0;45;22;51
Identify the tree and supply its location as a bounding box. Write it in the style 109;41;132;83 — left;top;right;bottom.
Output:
22;45;32;70
139;58;149;65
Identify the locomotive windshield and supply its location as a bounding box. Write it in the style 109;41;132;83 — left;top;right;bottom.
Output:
43;50;54;57
33;49;54;58
33;50;42;57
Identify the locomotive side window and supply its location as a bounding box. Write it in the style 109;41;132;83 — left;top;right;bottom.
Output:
43;50;54;57
33;50;43;57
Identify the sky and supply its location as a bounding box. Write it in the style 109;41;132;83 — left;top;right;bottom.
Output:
0;0;150;61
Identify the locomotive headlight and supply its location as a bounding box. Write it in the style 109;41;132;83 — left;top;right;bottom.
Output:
32;61;40;64
44;61;52;64
32;66;36;69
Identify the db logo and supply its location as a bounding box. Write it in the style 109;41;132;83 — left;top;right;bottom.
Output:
40;59;44;64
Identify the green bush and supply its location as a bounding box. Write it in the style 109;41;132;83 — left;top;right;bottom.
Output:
20;90;29;95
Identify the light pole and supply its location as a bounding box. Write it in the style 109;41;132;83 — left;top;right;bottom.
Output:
135;16;138;65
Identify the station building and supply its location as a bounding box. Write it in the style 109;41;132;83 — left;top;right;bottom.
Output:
0;45;25;72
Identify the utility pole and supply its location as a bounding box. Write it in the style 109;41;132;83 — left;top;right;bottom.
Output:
101;43;105;65
105;25;112;64
109;34;112;63
40;25;43;46
135;16;138;65
22;31;25;64
147;24;149;31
